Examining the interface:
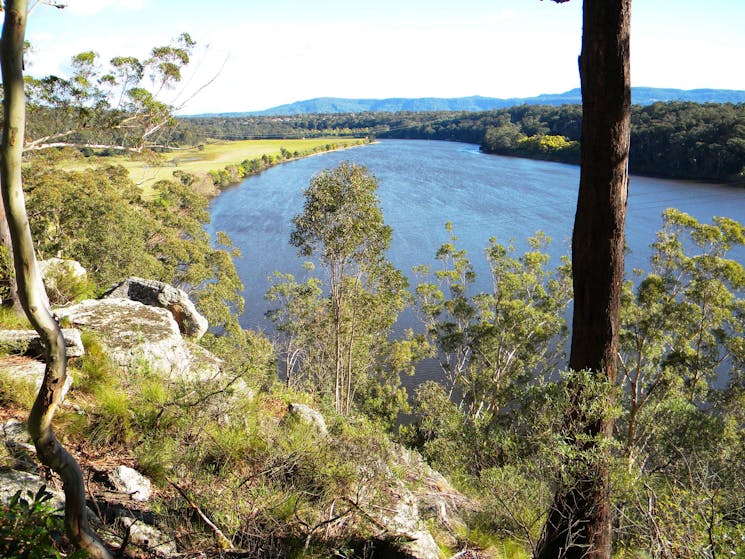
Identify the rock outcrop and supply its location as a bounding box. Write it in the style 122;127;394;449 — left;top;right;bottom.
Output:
55;298;221;382
280;404;468;559
395;444;472;549
0;328;84;358
104;277;208;339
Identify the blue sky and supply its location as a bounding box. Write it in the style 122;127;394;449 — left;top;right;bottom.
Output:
25;0;745;114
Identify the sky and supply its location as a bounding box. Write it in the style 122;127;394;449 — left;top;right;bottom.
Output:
24;0;745;115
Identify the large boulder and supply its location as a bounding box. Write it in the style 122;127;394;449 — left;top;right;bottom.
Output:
104;277;208;339
55;299;221;382
0;328;84;358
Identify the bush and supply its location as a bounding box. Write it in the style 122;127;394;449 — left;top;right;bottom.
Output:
0;486;87;559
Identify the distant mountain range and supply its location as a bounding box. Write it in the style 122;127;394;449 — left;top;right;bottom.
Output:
199;88;745;117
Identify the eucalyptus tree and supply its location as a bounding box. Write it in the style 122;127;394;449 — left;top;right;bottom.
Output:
536;1;632;558
0;14;195;309
413;225;571;468
0;2;204;556
619;209;745;471
1;2;112;556
271;162;411;417
615;210;745;556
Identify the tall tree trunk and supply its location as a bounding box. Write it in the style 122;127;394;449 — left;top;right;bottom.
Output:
0;2;112;558
535;1;631;558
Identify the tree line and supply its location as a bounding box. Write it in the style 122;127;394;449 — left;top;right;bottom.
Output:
175;101;745;183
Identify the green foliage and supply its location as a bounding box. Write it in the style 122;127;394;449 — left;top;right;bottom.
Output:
26;34;195;151
200;327;277;392
22;163;246;336
74;332;118;394
401;380;468;475
0;486;87;559
611;210;745;556
511;134;580;161
89;382;133;446
475;465;551;553
410;225;571;472
268;163;412;419
619;209;745;464
24;164;162;286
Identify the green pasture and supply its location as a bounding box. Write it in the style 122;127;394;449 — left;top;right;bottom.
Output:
62;137;366;193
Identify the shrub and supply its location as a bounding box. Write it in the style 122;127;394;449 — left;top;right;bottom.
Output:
0;486;87;559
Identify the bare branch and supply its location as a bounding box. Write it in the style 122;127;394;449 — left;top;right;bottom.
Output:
168;478;234;550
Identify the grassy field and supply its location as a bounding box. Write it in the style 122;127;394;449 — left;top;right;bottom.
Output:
62;137;366;193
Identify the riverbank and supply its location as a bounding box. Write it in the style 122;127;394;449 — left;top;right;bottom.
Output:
201;137;371;194
60;137;370;198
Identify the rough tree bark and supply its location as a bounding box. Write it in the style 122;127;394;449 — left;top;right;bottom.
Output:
535;1;631;558
0;1;112;557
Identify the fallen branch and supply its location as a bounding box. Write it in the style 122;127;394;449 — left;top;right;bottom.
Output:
168;478;233;550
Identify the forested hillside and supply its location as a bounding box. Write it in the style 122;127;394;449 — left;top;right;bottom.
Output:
176;101;745;182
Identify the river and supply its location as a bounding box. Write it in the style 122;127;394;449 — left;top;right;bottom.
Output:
206;139;745;335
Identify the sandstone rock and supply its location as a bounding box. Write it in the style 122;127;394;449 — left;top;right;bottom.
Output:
118;516;177;556
0;355;74;403
104;277;208;339
287;403;328;435
0;469;65;512
348;444;471;559
0;328;84;358
109;465;152;502
55;299;221;382
394;444;471;533
398;530;442;559
375;480;441;559
2;420;37;473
